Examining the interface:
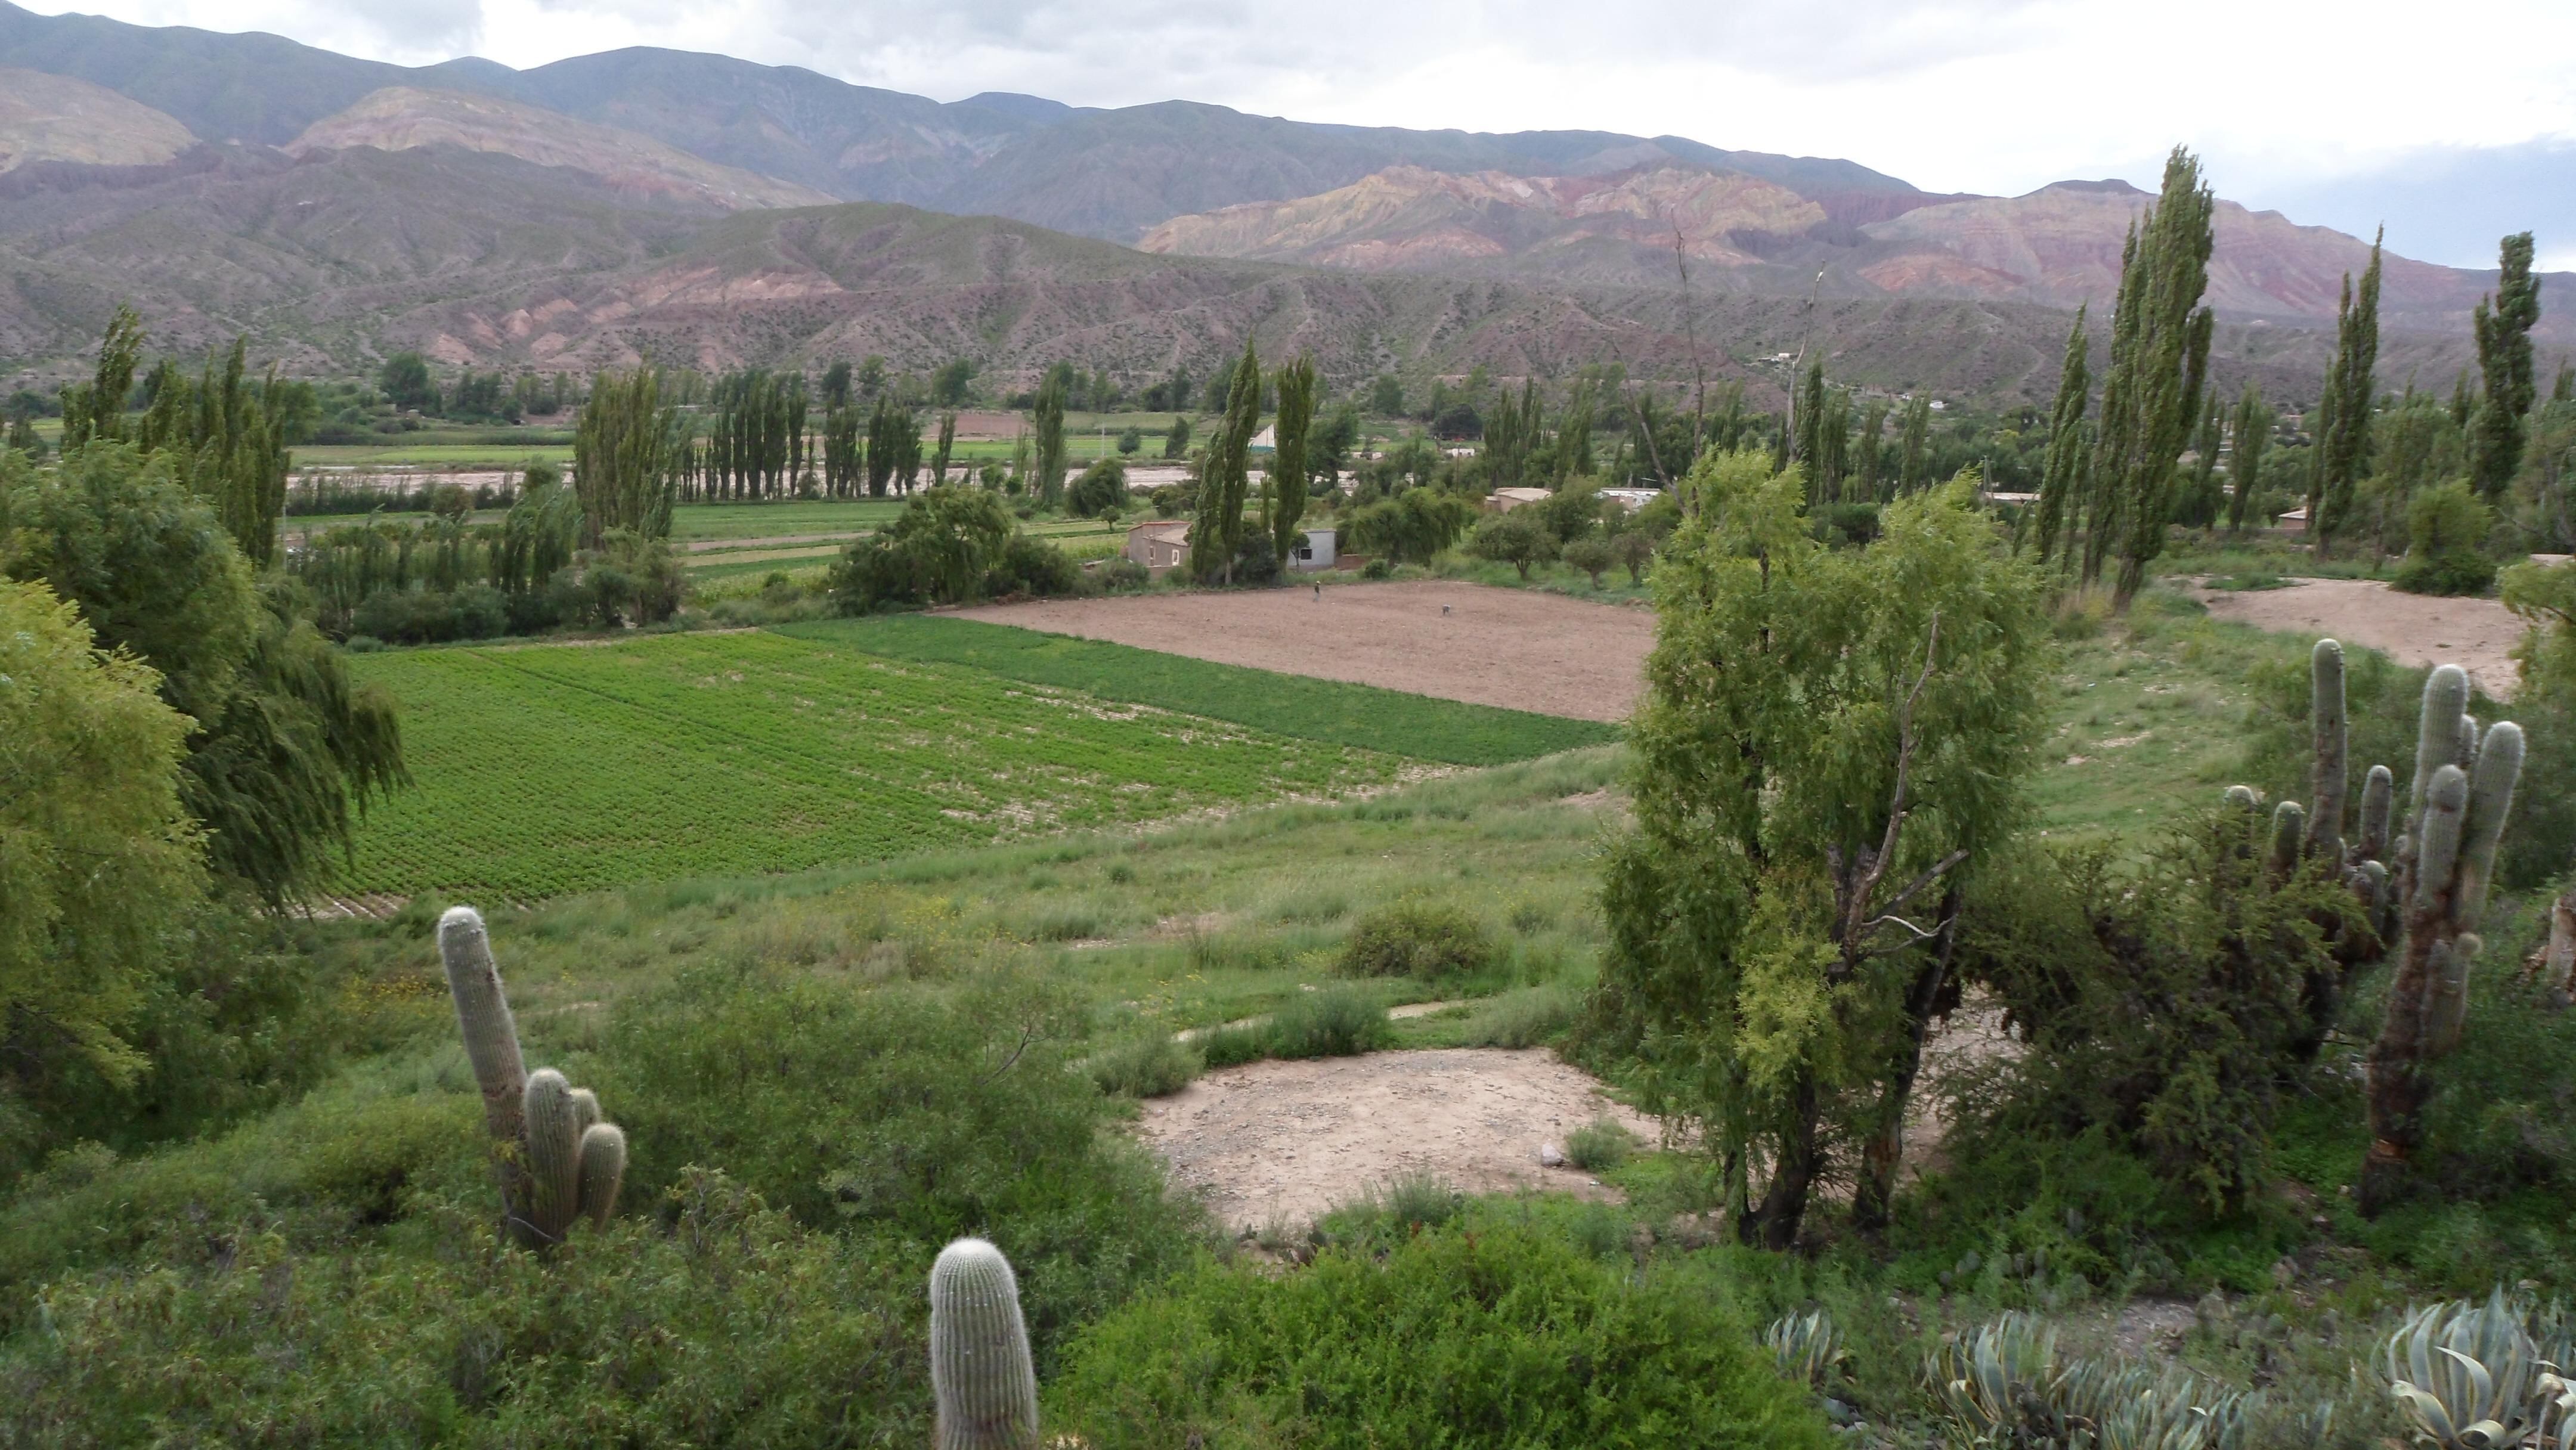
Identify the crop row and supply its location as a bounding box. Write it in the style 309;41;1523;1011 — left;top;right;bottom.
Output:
343;632;1404;900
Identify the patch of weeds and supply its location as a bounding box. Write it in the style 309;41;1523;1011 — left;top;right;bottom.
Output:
1086;1033;1201;1099
1265;985;1394;1059
1340;896;1494;978
1566;1116;1637;1172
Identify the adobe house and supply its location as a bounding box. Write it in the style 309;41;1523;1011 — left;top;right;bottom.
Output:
1485;487;1551;513
1289;526;1337;571
1123;519;1193;575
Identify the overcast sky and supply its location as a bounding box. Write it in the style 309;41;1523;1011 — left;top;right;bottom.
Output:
31;0;2576;270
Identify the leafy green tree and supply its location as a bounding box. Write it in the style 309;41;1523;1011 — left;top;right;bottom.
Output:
931;358;977;409
1116;425;1142;456
1268;355;1318;570
57;304;142;451
2311;230;2384;546
5;416;39;461
7;445;405;904
375;351;436;414
2470;233;2541;498
1854;400;1888;502
1467;510;1556;580
2391;482;2496;596
2089;147;2215;601
1897;394;1933;493
2228;382;2271;534
1189;345;1262;584
932;411;958;486
2180;385;2224;528
828;485;1015;611
1033;365;1070;507
1594;450;2048;1245
573;368;682;546
1162;415;1191;459
819;360;853;411
1068;458;1128;519
2033;310;2091;566
1346;487;1472;566
1369;374;1405;417
1563;536;1615;588
0;575;206;1152
135;338;291;566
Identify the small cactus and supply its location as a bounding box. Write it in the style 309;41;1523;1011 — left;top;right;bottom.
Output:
2267;800;2305;876
930;1238;1040;1450
438;905;627;1248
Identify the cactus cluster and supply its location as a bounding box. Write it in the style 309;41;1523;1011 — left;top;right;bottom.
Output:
2363;664;2524;1210
2230;642;2401;961
438;906;627;1248
929;1237;1040;1450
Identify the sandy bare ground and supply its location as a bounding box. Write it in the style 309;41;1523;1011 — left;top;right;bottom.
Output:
952;581;1655;722
1137;1048;1656;1230
2191;578;2527;699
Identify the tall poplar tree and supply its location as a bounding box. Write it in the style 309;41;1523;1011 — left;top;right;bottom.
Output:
1033;364;1070;507
1268;355;1318;569
2090;147;2216;602
2311;230;2385;546
2470;232;2541;498
1855;400;1888;501
2182;385;2224;527
1897;395;1932;492
1188;343;1262;584
2033;306;2090;565
2228;382;2271;534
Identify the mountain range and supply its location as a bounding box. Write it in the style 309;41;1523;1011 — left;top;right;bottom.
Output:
0;0;2564;405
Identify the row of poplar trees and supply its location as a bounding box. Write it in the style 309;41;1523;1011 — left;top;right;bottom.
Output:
680;365;958;501
2028;147;2550;582
1184;344;1323;584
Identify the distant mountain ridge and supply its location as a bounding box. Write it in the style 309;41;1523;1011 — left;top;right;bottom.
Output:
0;0;1929;241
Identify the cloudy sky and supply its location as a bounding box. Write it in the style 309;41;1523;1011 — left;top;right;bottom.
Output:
30;0;2576;269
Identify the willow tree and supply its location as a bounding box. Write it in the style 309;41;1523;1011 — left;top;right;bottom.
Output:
2091;147;2215;602
2311;230;2384;547
1596;451;2048;1247
2470;232;2541;498
1268;355;1317;568
572;367;682;545
1188;343;1262;584
2033;306;2090;566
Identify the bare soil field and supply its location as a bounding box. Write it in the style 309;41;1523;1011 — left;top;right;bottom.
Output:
2190;578;2527;699
1136;1048;1657;1230
953;581;1655;721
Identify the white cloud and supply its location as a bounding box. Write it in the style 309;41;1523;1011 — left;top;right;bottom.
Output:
20;0;2576;256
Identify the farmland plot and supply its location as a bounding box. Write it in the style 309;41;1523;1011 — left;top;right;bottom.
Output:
345;631;1410;899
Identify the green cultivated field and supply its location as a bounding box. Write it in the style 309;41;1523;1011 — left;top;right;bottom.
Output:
346;630;1410;898
781;616;1620;765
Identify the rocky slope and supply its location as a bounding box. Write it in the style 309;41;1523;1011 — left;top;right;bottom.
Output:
287;88;837;212
0;67;194;172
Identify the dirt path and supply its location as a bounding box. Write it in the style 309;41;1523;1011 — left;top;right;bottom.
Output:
952;581;1655;721
1136;1048;1655;1230
2191;578;2527;699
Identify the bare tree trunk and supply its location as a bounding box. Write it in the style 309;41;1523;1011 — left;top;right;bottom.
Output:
1853;887;1964;1234
1745;1077;1822;1250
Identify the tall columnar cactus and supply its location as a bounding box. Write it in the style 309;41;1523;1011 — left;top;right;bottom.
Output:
2305;639;2348;864
930;1238;1040;1450
438;905;628;1248
2362;665;2524;1214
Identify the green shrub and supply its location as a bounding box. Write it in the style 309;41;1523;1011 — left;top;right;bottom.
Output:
1;1168;936;1446
1049;1223;1836;1449
1088;1032;1202;1098
1457;981;1580;1048
2391;483;2496;596
1565;1116;1637;1172
1340;896;1494;978
597;963;1208;1361
1263;984;1392;1059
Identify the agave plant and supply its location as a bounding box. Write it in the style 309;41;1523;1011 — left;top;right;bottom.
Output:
2060;1358;2252;1450
2385;1291;2541;1448
1766;1308;1847;1389
1931;1312;2072;1447
2532;1370;2575;1450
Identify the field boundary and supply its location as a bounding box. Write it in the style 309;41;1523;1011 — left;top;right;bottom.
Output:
773;615;1619;765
